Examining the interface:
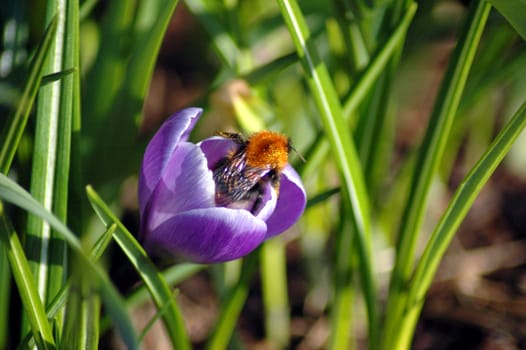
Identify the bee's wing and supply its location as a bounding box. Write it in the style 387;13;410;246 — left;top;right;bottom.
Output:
213;152;270;204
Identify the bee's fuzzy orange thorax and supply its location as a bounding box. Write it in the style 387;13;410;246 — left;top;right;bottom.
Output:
245;131;289;171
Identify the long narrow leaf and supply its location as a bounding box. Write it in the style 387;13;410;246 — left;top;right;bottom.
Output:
328;202;355;350
0;16;58;173
397;100;526;349
384;3;492;347
277;0;378;345
261;239;289;348
86;0;180;188
488;0;526;41
48;0;81;327
300;3;416;180
0;16;58;350
24;2;70;327
0;174;138;349
207;253;258;350
19;224;117;349
0;205;55;350
185;0;240;69
85;185;191;350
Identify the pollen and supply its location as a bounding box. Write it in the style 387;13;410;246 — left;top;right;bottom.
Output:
245;131;290;171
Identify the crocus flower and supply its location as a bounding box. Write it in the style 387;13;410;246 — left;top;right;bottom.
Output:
138;107;306;263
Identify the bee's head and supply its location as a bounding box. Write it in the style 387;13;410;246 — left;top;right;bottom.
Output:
245;131;290;171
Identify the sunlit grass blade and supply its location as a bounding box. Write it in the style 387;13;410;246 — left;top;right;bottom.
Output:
136;290;180;343
328;203;355;350
351;4;416;195
0;174;79;251
61;257;100;350
383;3;491;347
0;174;138;349
300;3;417;179
207;252;258;350
0;16;58;349
261;238;289;348
23;0;78;333
277;0;378;346
19;223;116;349
100;263;204;334
342;3;417;118
48;0;81;328
125;263;204;312
0;204;55;350
393;100;526;349
85;185;191;350
0;16;58;173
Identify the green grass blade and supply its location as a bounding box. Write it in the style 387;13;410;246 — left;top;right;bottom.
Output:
85;0;180;188
261;238;289;348
82;0;135;128
125;263;204;311
40;68;76;86
488;0;526;41
328;204;355;350
127;0;180;103
384;3;491;347
60;258;100;350
96;263;139;350
300;3;417;179
350;4;417;194
0;174;138;349
137;291;179;343
18;223;117;349
47;0;81;327
0;204;55;350
0;17;58;349
207;253;258;350
185;0;240;69
394;100;526;349
244;52;298;86
277;0;378;346
342;3;417;118
0;245;8;349
0;177;81;253
79;0;99;20
0;16;58;174
85;185;191;350
100;263;204;334
24;2;72;328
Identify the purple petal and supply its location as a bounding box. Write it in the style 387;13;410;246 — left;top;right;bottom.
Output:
198;136;239;170
143;207;267;263
139;108;203;217
254;182;277;221
141;142;215;234
265;165;306;237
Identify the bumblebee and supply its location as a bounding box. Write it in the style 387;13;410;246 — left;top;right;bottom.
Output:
212;130;292;213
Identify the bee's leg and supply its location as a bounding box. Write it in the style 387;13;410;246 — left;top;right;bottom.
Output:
247;183;264;214
269;171;281;198
250;173;281;215
216;131;246;144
